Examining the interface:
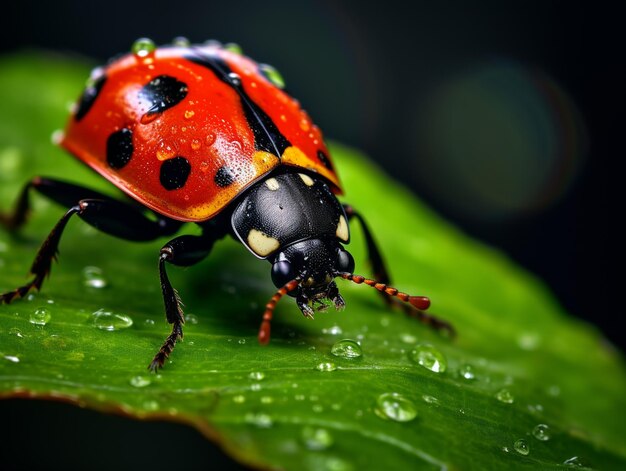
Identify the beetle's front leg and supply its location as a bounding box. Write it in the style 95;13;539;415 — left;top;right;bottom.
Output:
149;234;216;371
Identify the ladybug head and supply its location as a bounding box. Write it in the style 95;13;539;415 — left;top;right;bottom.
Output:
257;238;432;344
270;239;354;314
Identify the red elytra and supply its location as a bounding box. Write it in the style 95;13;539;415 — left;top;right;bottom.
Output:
60;44;341;222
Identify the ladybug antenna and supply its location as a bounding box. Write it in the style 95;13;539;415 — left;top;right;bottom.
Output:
337;272;455;335
258;277;301;344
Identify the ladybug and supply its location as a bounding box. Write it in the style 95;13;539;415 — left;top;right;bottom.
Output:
0;39;452;370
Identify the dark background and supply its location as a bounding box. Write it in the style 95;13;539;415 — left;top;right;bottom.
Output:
1;1;621;469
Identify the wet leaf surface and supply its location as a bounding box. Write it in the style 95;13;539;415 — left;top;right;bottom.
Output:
1;52;625;470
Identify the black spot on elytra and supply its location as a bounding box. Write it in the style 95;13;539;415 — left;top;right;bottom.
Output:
139;75;188;118
75;74;106;121
186;52;291;157
317;150;334;171
106;128;133;169
160;156;191;190
214;166;236;187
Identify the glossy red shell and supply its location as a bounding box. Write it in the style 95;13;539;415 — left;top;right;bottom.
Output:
60;44;341;222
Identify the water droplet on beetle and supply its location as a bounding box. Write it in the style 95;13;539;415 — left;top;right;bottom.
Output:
496;388;515;404
205;132;216;146
92;309;133;331
156;141;176;160
131;37;156;58
130;375;151;388
172;36;190;47
191;139;201;150
82;266;107;288
375;392;418;422
513;439;529;455
259;63;286;89
224;42;242;54
315;362;337;372
330;339;362;359
184;109;195;120
301;426;334;450
29;307;51;326
228;72;241;86
409;344;447;373
532;424;551;441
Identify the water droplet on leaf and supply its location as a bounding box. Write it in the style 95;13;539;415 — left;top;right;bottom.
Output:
29;308;51;326
249;371;265;381
409;344;447;373
301;426;333;450
532;423;551;441
496;388;515;404
375;392;418;422
92;309;133;331
458;364;476;380
330;339;362;358
130;376;151;388
315;362;337;372
245;412;273;428
513;439;529;455
83;266;107;288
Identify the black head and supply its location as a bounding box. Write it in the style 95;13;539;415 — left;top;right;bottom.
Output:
270;238;354;316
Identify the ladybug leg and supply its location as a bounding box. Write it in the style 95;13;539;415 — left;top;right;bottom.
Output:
1;186;182;303
149;235;216;371
342;203;391;287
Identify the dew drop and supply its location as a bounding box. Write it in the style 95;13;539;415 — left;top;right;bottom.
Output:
315;362;337;372
156;141;176;161
496;388;515;404
129;375;151;388
563;456;584;467
248;371;265;381
238;338;247;345
143;400;159;411
458;364;476;380
9;327;24;338
330;339;362;359
513;439;529;456
82;266;107;288
322;325;343;336
224;42;242;54
259;63;286;89
131;37;156;58
409;344;447;373
29;307;51;326
50;129;65;145
172;36;190;47
3;354;19;363
375;392;418;422
422;394;439;405
244;412;273;428
232;395;245;404
301;426;334;451
532;423;551;441
92;309;133;331
228;72;242;86
184;313;199;324
400;333;417;344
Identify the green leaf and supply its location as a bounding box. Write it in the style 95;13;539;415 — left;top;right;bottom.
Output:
1;52;625;470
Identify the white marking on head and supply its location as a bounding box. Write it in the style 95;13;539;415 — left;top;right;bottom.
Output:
247;229;280;256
